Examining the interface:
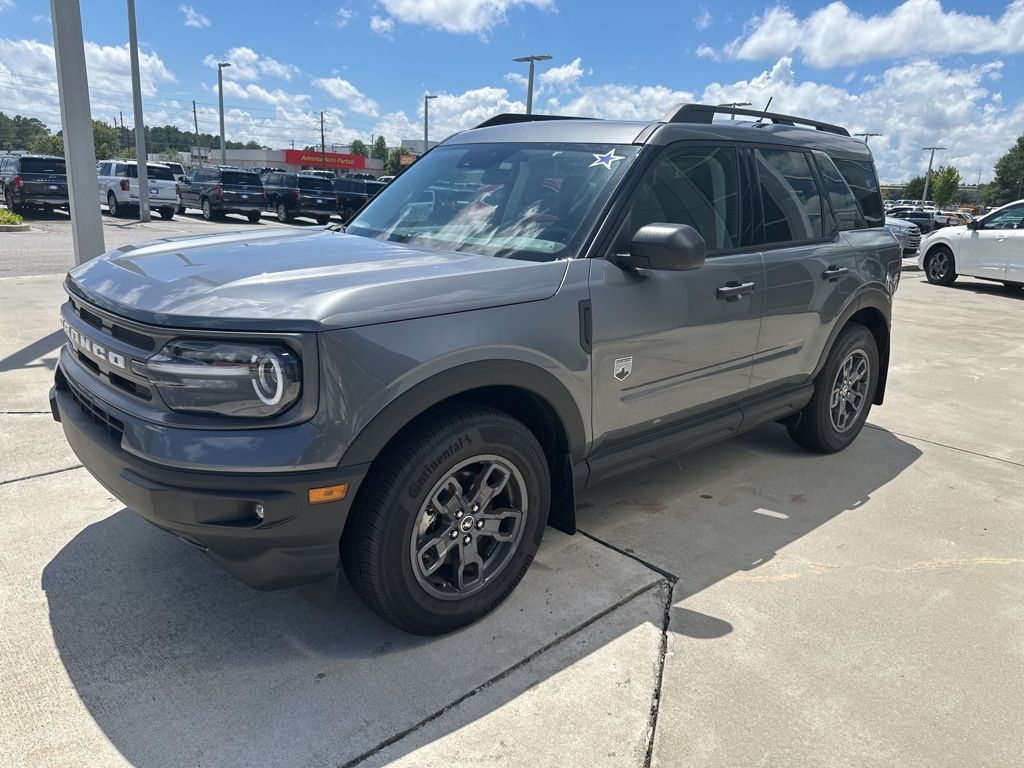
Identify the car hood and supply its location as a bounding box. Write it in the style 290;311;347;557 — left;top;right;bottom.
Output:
66;228;569;331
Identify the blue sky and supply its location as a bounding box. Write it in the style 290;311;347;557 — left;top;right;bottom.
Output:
2;0;1024;182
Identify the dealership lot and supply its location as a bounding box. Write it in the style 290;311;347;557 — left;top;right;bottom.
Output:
1;224;1022;767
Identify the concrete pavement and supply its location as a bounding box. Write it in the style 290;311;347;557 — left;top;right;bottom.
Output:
0;260;1021;767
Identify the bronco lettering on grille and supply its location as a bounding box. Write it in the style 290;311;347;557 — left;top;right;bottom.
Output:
62;319;126;370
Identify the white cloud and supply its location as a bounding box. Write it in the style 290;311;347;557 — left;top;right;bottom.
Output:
696;45;719;60
369;15;395;39
721;0;1024;67
220;80;310;110
0;1;14;13
178;5;210;28
202;47;298;81
378;0;553;36
311;76;380;116
334;7;354;28
538;57;588;90
549;83;695;121
695;7;712;30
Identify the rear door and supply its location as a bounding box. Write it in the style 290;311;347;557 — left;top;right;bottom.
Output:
589;142;765;458
750;147;858;394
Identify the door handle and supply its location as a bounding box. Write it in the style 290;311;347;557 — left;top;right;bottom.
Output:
716;281;755;300
822;266;850;281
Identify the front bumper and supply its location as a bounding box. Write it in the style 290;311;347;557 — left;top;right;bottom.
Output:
51;363;368;590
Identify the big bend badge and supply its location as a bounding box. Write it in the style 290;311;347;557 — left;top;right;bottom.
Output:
613;356;633;381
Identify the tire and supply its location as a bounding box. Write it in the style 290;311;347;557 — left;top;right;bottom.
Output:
107;191;121;218
6;189;22;214
342;406;550;635
276;203;292;223
159;208;174;221
247;211;261;224
787;324;879;454
175;204;186;215
315;215;330;225
924;245;957;285
1002;281;1023;290
201;198;214;221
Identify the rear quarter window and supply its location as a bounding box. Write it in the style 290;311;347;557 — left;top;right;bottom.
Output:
813;152;866;231
754;148;824;244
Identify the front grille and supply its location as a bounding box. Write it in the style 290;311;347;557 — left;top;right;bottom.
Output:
66;296;156;400
66;374;125;442
70;298;156;351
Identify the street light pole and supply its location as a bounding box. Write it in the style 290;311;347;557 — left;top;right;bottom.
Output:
424;94;437;154
920;146;945;207
217;61;231;164
127;0;149;221
513;54;553;115
854;132;883;144
718;101;751;119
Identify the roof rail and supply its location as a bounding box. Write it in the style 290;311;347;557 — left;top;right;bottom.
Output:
473;113;593;129
661;103;850;137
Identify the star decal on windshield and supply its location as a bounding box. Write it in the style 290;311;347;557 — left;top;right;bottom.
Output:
589;149;624;169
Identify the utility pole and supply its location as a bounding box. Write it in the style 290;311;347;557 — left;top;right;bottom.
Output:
127;0;149;221
217;61;231;164
320;110;326;170
512;54;553;114
976;168;982;205
718;101;751;119
854;132;883;144
192;100;201;166
423;94;437;154
50;0;104;263
920;146;946;207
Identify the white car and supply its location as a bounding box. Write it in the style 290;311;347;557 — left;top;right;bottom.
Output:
918;199;1024;288
97;160;180;220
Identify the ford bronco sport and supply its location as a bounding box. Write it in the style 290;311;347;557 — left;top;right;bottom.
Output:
51;104;899;634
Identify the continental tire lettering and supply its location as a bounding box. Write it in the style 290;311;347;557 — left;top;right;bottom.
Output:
409;434;474;498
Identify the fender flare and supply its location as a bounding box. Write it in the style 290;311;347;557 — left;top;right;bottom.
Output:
339;359;588;468
812;287;892;404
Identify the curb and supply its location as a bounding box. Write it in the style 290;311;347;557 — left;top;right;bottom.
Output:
0;224;30;232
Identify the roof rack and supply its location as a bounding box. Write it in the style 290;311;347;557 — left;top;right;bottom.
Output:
661;103;850;137
473;113;593;129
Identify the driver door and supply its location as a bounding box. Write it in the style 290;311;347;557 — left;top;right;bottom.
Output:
961;204;1024;279
588;143;764;462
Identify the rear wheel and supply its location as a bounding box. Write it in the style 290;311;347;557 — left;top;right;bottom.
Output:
5;188;21;213
159;207;174;221
247;211;261;223
201;198;214;221
342;406;550;634
107;191;121;217
925;246;957;285
787;324;878;453
276;203;292;223
315;215;330;225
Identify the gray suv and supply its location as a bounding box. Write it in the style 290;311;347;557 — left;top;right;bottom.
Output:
51;104;900;634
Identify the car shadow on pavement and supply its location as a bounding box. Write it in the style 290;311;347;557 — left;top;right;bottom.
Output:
0;329;63;373
946;280;1024;299
41;423;921;767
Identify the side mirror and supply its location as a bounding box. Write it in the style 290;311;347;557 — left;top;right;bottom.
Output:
622;223;706;271
967;219;978;230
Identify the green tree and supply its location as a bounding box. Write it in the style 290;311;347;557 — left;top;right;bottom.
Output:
91;120;124;159
28;133;63;155
903;175;926;201
349;139;368;157
990;134;1024;206
930;165;961;208
371;136;388;161
384;147;408;176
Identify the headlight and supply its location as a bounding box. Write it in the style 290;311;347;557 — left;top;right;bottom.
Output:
144;340;302;418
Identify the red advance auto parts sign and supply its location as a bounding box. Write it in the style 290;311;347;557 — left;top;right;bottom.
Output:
284;149;366;170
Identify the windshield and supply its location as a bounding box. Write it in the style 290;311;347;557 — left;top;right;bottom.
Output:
346;143;639;260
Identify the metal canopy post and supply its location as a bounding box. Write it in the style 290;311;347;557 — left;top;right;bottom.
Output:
127;0;149;221
50;0;104;263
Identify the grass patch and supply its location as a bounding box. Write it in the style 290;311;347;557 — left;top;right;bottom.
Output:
0;209;24;226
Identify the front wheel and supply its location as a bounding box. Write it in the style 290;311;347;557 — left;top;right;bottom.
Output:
247;211;261;223
159;207;174;220
787;324;879;453
342;406;550;634
107;192;121;218
925;246;957;285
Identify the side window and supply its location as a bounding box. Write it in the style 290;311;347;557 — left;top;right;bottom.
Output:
616;145;742;255
115;164;129;178
755;148;824;245
99;162;111;176
813;151;865;231
980;206;1024;230
833;157;884;227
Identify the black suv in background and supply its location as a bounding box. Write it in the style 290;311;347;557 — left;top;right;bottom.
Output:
178;166;265;223
261;171;338;224
335;176;386;221
0;153;69;214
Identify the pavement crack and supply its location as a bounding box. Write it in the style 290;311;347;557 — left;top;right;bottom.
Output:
338;578;665;768
576;528;679;582
643;580;675;768
0;464;82;486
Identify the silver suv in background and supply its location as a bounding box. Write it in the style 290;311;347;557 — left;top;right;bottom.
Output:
97;160;180;220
